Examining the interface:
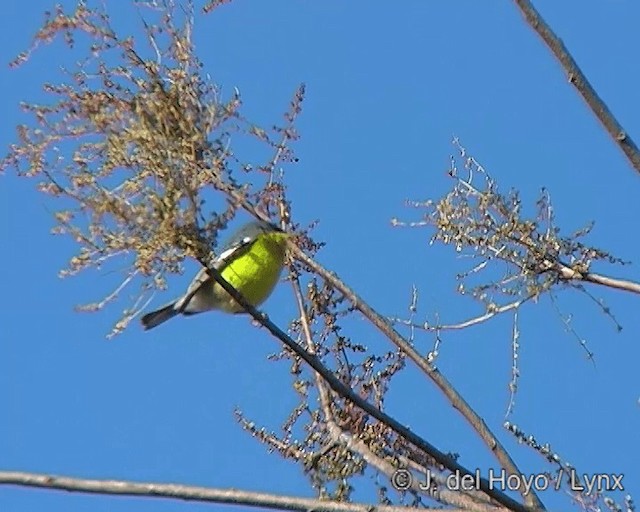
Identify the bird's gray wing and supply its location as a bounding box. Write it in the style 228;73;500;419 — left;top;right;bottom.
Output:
212;235;256;271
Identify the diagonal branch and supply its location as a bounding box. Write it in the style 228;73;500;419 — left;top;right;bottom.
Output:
290;247;545;512
512;0;640;175
290;278;496;511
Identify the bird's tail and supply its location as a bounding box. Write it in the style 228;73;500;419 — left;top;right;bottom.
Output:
141;303;179;330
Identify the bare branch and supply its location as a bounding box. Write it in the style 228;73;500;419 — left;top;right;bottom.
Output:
512;0;640;175
582;271;640;295
390;295;533;332
0;470;456;512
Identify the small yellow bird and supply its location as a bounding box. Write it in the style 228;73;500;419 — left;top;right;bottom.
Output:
141;220;290;330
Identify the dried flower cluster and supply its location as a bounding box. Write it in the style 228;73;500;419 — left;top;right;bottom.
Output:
2;1;301;336
395;140;627;325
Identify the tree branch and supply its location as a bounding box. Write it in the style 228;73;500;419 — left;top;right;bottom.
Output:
390;295;534;332
0;471;457;512
512;0;640;175
290;246;545;512
580;271;640;295
291;278;497;511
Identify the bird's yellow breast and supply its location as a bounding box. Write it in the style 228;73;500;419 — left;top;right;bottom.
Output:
214;234;288;313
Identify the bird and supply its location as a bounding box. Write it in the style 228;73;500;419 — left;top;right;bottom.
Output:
141;220;290;330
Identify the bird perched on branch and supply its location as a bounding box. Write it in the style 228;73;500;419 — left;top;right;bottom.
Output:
141;220;290;330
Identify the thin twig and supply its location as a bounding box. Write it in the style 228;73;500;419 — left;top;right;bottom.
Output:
390;295;534;332
505;310;520;419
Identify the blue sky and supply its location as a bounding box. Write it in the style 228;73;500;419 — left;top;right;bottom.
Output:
1;1;639;511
